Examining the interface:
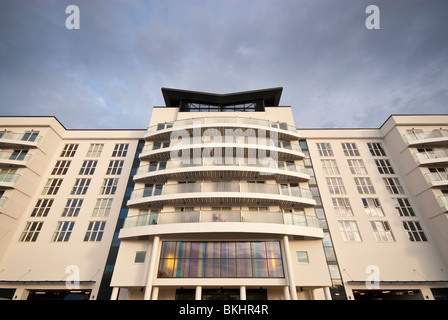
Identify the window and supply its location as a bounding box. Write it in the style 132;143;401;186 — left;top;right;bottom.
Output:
135;251;147;263
394;198;415;217
84;221;106;242
100;178;118;195
107;160;124;175
296;252;309;264
347;159;367;174
283;209;307;226
338;221;362;242
142;184;163;197
9;149;28;161
403;221;427;242
71;178;91;195
371;221;395;242
42;179;63;195
158;241;284;278
93;198;113;217
52;221;75;242
156;123;173;131
79;160;98;175
112;143;129;157
22;131;39;142
31;199;54;217
152;141;170;150
19;222;43;242
383;178;404;194
332;198;353;216
62;199;83;217
51;160;71;175
367;142;386;156
60;144;79;157
148;161;167;172
362;198;384;216
321;159;339;175
375;159;395;174
175;206;194;212
342;143;360;156
354;177;375;194
86;144;104;157
326;178;346;194
317;143;333;157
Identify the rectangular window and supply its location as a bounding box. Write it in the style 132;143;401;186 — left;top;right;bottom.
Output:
148;161;167;172
321;159;339;175
371;221;395;242
86;144;104;157
107;160;124;175
42;179;63;195
317;143;334;157
375;159;395;174
354;177;375;194
326;178;346;194
342;143;360;156
19;221;43;242
338;221;362;242
100;178;118;195
394;198;415;217
347;159;367;175
60;144;79;157
93;198;113;217
9;149;28;161
158;241;283;278
51;160;71;175
362;198;384;216
84;221;106;242
403;221;428;242
62;198;83;217
71;178;91;195
135;251;147;263
142;184;164;197
22;131;39;142
383;177;404;194
79;160;98;175
367;142;386;156
157;123;173;131
31;199;54;217
52;221;75;242
152;141;170;150
296;251;309;264
112;143;129;157
332;198;353;216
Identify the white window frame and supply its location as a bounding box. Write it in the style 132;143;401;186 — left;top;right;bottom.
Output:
347;159;367;175
342;143;360;157
354;177;375;194
327;178;346;194
371;221;395;242
321;159;340;175
338;221;362;242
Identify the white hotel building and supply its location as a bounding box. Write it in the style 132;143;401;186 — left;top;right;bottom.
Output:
0;87;447;300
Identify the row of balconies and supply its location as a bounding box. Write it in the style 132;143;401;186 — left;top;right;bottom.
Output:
404;129;448;147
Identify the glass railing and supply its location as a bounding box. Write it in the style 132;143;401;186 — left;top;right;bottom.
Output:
130;182;314;201
0;132;42;144
0;151;32;163
0;173;20;183
146;117;298;135
0;197;8;207
414;149;448;162
123;210;320;229
404;130;448;143
438;196;448;208
425;171;448;183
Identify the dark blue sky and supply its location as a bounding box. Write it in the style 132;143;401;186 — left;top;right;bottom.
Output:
1;0;447;129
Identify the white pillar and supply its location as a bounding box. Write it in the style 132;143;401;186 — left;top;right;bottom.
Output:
110;287;119;300
195;286;202;300
151;287;159;300
240;286;246;300
283;235;298;300
324;287;332;300
283;286;291;300
144;236;160;300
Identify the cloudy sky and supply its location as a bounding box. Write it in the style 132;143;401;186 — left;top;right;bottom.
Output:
0;0;447;129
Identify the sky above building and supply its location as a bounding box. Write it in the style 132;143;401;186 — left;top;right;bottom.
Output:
0;0;447;129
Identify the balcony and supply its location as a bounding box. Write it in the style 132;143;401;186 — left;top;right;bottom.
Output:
404;130;448;147
0;132;42;149
120;210;323;239
133;161;310;183
413;149;448;166
0;151;32;167
144;117;300;142
425;172;448;188
127;181;316;208
438;196;448;212
0;173;20;189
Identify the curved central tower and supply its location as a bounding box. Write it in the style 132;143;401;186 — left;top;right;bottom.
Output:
110;88;332;300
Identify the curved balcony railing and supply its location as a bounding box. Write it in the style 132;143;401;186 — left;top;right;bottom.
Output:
123;210;320;229
145;117;299;139
404;130;448;144
0;132;42;147
414;149;448;164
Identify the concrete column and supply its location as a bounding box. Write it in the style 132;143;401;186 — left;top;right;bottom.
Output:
283;286;291;300
283;235;298;300
144;235;160;300
151;287;159;300
240;286;246;300
110;287;119;300
324;287;332;300
195;286;202;300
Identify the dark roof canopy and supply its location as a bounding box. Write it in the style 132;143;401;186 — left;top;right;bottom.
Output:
161;87;283;108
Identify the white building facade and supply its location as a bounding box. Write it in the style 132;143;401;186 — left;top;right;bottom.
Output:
0;88;447;300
